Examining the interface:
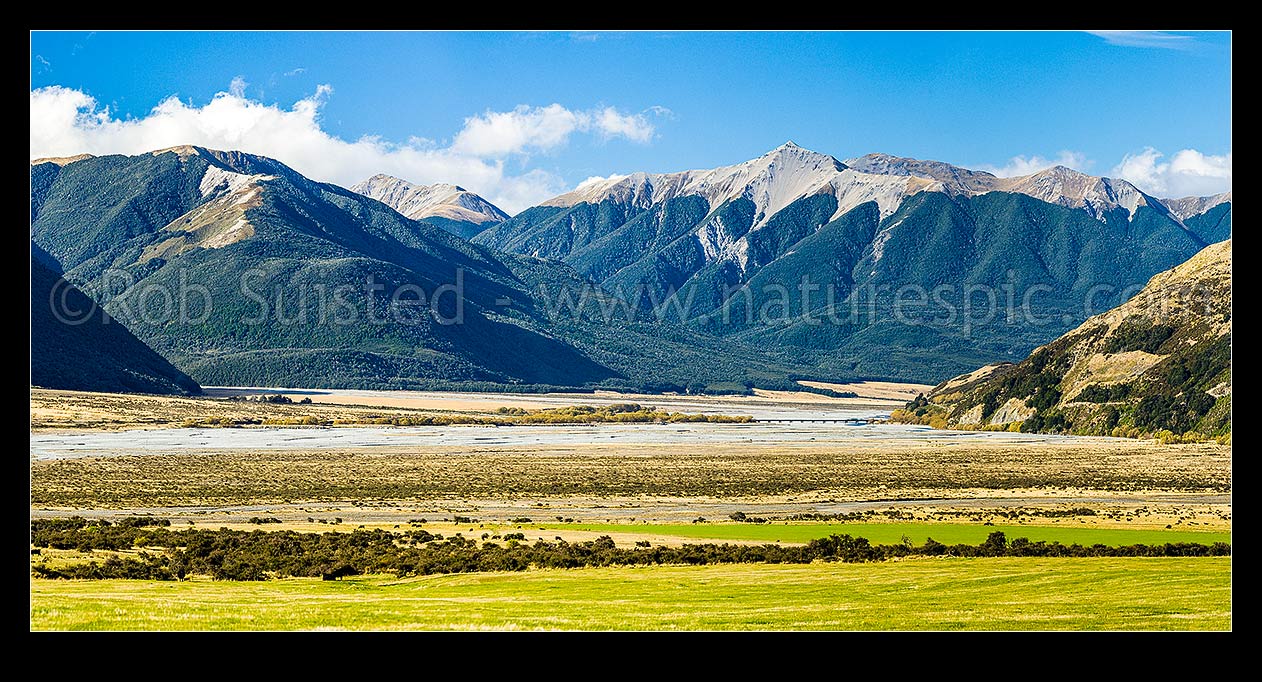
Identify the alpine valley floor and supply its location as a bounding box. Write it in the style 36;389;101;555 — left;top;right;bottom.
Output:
30;386;1232;631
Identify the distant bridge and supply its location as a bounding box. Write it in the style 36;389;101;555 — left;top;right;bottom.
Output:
755;418;877;424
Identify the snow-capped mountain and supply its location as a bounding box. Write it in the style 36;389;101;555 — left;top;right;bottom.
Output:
474;141;1225;380
1164;191;1233;221
991;166;1156;221
546;142;935;224
844;152;998;193
848;153;1160;221
31;142;1231;386
351;174;509;238
546;144;1205;228
477;142;1226;279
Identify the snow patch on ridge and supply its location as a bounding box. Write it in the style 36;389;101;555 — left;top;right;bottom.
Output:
827;171;940;223
199;165;275;199
869;218;904;264
696;214;750;268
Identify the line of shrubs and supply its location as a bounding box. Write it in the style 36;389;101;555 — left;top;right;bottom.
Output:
225;394;313;404
30;520;1230;582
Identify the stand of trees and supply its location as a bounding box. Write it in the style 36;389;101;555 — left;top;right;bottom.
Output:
31;519;1230;582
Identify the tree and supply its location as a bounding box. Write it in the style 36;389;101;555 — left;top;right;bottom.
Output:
982;531;1007;555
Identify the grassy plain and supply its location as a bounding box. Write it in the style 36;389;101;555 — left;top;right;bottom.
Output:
31;440;1230;508
30;558;1231;631
512;522;1230;546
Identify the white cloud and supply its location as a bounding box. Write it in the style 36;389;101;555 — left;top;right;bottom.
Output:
29;84;662;214
574;173;627;190
451;104;655;157
1111;147;1231;198
283;67;306;77
451;104;581;157
592;107;654;143
1086;31;1194;50
977;150;1092;177
646;105;676;119
973;146;1231;197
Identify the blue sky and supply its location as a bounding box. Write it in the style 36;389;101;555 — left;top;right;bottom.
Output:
30;31;1232;212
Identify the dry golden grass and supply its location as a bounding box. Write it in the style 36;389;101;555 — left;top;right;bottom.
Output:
29;388;455;431
231;386;912;410
222;391;559;411
31;440;1230;509
797;380;934;402
31;387;863;430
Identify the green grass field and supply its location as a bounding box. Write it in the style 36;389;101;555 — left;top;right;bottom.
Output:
31;557;1230;631
513;522;1231;546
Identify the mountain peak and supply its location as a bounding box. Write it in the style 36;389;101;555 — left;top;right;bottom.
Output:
851;155;1161;220
151;144;207;158
365;174;466;194
995;166;1151;219
849;152;899;163
135;146;300;183
1035;164;1086;178
1020;164;1102;187
1164;191;1233;221
762;140;835;163
845;152;997;193
351;175;508;235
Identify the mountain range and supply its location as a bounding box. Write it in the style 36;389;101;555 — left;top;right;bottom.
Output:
29;146;820;392
474;142;1229;380
31;146;615;389
30;142;1231;392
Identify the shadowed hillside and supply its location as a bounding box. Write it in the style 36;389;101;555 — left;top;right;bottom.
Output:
31;252;200;395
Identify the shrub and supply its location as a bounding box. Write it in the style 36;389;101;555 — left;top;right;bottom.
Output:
1103;320;1176;354
29;521;1232;582
1075;384;1130;403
